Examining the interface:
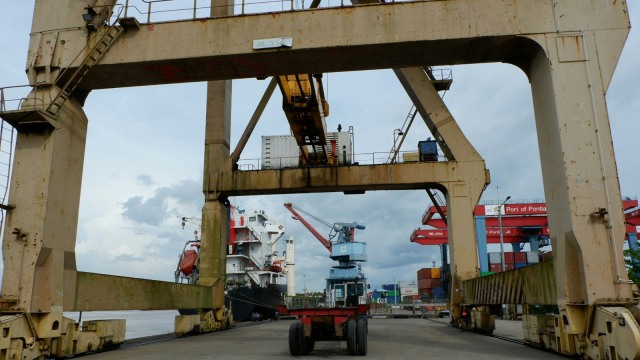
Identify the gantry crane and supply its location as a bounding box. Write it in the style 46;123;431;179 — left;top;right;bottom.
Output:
281;202;368;355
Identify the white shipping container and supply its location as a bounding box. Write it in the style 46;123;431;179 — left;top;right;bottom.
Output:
264;131;354;168
261;135;299;169
398;280;417;288
526;251;540;264
402;152;419;162
400;287;419;295
488;252;502;264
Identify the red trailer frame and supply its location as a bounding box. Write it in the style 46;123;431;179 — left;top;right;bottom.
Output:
278;304;369;356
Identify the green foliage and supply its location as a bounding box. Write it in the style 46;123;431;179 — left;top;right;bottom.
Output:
623;247;640;285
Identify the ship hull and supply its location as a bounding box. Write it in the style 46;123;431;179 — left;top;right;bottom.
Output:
226;283;286;322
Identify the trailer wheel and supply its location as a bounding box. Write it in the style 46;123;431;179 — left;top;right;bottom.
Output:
299;334;311;355
356;318;367;355
306;337;315;352
289;321;301;356
347;319;357;355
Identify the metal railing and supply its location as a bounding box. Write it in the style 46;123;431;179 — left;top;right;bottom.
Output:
0;85;47;113
227;265;252;273
429;68;453;82
116;0;419;23
0;5;127;115
237;150;446;171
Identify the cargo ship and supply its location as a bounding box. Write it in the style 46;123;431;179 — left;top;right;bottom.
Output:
175;207;295;322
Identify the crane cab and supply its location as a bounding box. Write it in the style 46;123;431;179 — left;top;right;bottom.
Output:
327;279;368;308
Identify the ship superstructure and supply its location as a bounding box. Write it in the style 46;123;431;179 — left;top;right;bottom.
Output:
226;208;291;290
176;207;295;321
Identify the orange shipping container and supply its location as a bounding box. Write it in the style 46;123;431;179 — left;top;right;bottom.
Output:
417;267;440;279
417;268;431;279
418;278;441;289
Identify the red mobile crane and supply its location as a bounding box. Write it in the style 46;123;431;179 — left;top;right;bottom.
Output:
283;202;332;252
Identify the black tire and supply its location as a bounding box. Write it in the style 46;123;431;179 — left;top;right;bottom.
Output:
356;318;367;355
289;321;301;356
299;337;310;355
298;321;312;355
347;319;357;355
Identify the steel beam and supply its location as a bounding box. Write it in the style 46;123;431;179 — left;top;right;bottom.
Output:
210;161;488;196
68;272;214;311
25;1;630;89
393;67;482;162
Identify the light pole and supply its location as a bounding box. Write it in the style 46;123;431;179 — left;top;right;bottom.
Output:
497;196;511;272
392;129;403;151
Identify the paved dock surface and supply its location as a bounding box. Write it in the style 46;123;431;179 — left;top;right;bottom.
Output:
85;318;565;359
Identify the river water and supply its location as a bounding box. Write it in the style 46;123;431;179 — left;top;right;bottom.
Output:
64;310;178;340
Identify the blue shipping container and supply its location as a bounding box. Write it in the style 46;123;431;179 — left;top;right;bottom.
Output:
515;263;527;269
432;287;446;299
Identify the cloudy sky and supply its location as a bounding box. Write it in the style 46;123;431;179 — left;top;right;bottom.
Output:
0;1;639;293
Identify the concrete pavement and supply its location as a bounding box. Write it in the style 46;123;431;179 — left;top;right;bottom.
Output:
84;318;565;359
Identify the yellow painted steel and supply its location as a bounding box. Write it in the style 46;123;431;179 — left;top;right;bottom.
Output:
276;74;330;165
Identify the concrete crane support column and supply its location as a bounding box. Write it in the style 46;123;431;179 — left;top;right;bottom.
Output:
188;0;236;330
0;87;85;331
524;29;639;358
0;87;129;359
445;182;489;331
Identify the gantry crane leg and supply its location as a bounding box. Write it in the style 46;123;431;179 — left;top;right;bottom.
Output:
522;30;640;358
0;86;129;359
394;66;491;330
186;80;235;333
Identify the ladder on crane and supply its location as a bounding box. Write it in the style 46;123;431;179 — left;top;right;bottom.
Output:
0;13;138;132
46;24;126;116
386;66;452;164
0;119;15;237
387;105;418;164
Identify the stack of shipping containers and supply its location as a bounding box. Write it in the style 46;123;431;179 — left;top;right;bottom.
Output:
417;268;445;300
486;251;540;274
381;284;400;303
